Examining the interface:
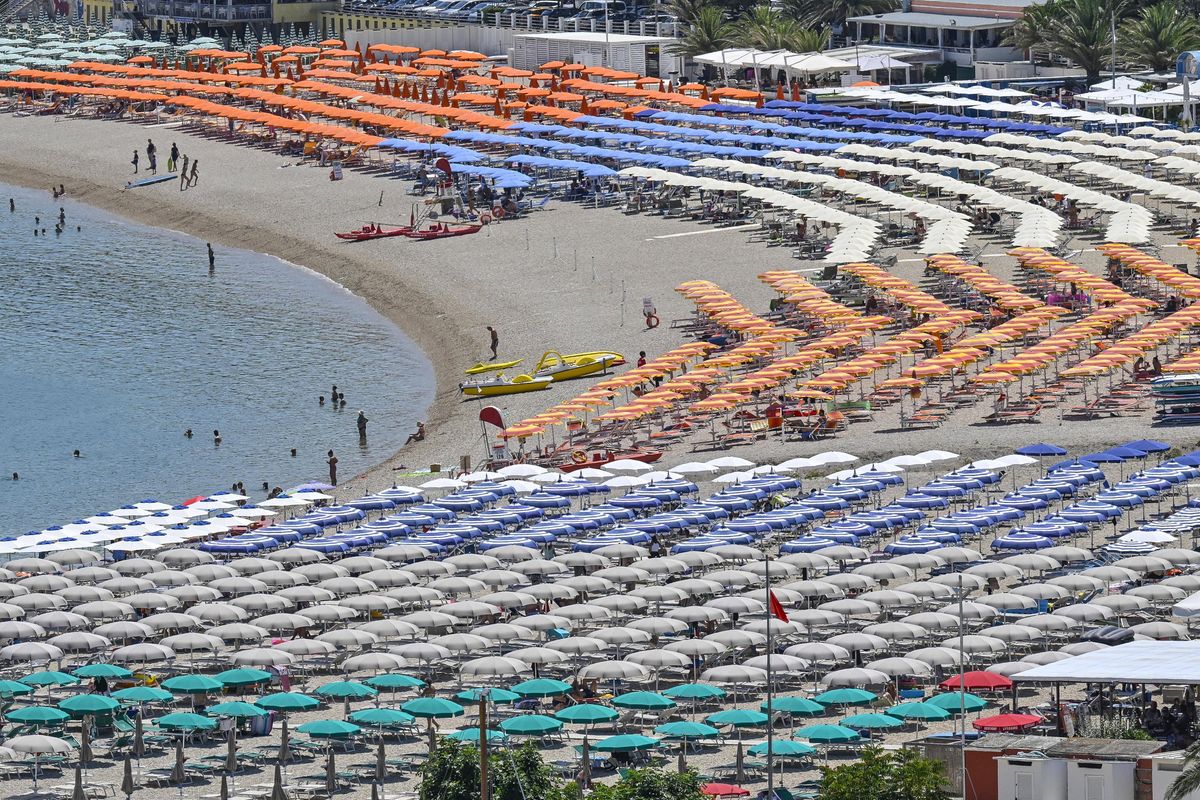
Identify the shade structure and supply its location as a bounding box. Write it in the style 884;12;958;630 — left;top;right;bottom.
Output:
814;688;877;706
256;692;320;712
59;694;121;716
365;674;425;691
706;709;768;727
498;714;563;735
209;701;268;718
554;704;619;724
73;664;134;679
654;721;721;739
22;670;80;687
887;702;951;721
112;686;172;703
7;706;70;724
162;674;224;693
215;668;273;687
747;740;815;757
664;683;727;700
841;713;904;730
973;713;1043;731
401;697;465;719
455;688;521;704
316;681;379;700
702;783;750;797
297;719;361;738
349;708;415;727
157;712;217;731
793;724;862;743
592;734;660;752
939;671;1013;691
511;678;572;697
612;691;675;710
761;697;824;716
927;692;989;712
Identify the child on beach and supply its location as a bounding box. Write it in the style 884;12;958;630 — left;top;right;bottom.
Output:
131;150;139;173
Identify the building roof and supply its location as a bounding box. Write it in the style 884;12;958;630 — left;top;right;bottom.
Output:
512;31;675;44
966;734;1164;760
846;11;1017;29
822;44;942;64
1014;641;1200;685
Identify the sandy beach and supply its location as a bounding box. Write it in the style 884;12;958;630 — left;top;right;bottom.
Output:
4;113;1199;511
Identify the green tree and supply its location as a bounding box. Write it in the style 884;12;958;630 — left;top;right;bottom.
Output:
777;0;897;33
1119;0;1200;71
668;5;738;58
1037;0;1130;83
737;6;808;51
588;769;706;800
1003;0;1057;55
1168;740;1200;800
819;748;950;800
418;741;573;800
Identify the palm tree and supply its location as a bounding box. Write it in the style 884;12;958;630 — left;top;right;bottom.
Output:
794;25;832;52
737;5;809;51
1038;0;1130;83
778;0;897;32
1168;741;1200;800
1119;0;1200;71
1004;0;1056;55
666;0;709;25
669;4;737;58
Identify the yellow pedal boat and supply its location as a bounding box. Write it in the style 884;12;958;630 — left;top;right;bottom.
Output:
464;359;523;376
532;350;625;383
460;373;553;397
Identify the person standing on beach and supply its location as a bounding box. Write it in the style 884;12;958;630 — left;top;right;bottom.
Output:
487;326;499;360
146;139;156;172
179;155;189;190
169;143;179;173
147;149;157;176
327;450;339;485
188;160;199;188
131;150;139;173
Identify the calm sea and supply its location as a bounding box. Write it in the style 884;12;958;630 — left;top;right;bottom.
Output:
0;182;435;534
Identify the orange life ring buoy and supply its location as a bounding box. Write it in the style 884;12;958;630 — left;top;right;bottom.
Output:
644;313;660;329
571;450;588;464
480;213;493;225
492;205;506;218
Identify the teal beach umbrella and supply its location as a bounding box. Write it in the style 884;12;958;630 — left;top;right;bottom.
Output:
256;692;320;712
748;740;815;758
499;714;563;735
511;678;572;698
887;702;952;722
663;683;726;701
73;665;134;680
349;708;415;727
654;721;720;739
814;688;876;706
612;691;675;710
927;692;988;712
214;668;272;687
554;704;618;724
401;698;465;719
794;724;861;743
162;674;223;694
455;688;521;704
761;697;824;716
841;713;904;730
156;712;217;731
446;728;507;743
59;694;121;716
706;709;768;728
364;674;425;691
297;719;361;739
21;671;80;687
592;734;660;753
6;706;70;724
209;702;268;718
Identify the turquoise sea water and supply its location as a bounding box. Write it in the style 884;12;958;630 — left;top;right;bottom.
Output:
0;182;434;534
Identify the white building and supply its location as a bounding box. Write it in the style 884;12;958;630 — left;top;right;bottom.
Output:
510;31;682;78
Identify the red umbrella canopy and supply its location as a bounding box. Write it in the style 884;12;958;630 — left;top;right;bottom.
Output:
702;785;750;797
973;713;1043;732
939;671;1013;691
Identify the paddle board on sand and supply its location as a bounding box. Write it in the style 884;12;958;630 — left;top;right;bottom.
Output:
123;174;177;189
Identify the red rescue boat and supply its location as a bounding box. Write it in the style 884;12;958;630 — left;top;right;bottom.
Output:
558;449;663;473
403;222;483;240
335;224;412;241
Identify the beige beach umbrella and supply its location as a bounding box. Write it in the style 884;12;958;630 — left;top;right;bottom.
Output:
444;554;501;572
389;643;451;663
97;577;154;597
93;621;154;642
230;648;294;667
48;632;110;653
160;549;214;567
295;565;348;582
255;570;309;589
111;642;174;665
316;629;379;649
165;585;223;604
354;620;420;641
276;587;335;606
359;570;418;588
524;584;578;603
186;605;247;626
579;660;649;681
342;653;405;674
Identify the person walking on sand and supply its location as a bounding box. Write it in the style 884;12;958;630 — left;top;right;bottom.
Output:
131;150;139;173
179;155;189;190
168;143;179;173
187;160;199;188
487;326;499;360
146;139;157;175
327;450;339;485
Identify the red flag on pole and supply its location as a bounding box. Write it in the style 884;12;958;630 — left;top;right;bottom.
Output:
768;590;789;623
